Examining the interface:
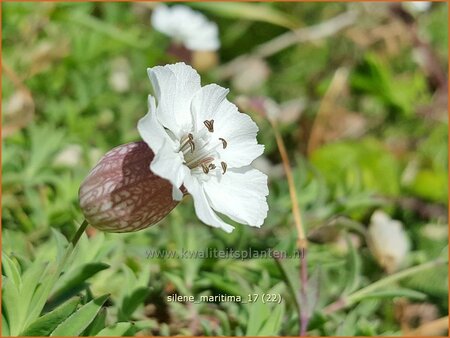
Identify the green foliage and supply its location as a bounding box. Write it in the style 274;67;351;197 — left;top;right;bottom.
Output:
245;300;285;335
351;53;428;116
310;138;401;212
20;297;80;336
2;231;116;336
96;322;134;336
50;294;109;336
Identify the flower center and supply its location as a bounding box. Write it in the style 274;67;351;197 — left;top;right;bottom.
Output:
178;119;228;175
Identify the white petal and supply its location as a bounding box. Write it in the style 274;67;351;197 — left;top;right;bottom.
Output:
148;63;201;136
172;185;183;201
147;66;179;134
137;95;174;153
183;174;235;233
191;85;263;167
204;167;268;227
150;139;188;191
219;136;264;169
191;84;229;131
215;99;264;167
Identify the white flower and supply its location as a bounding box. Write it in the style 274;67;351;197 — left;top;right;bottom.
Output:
151;4;220;51
138;63;268;232
367;210;410;273
403;1;432;12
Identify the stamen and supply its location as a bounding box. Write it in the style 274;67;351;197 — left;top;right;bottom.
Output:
203;119;214;133
219;138;227;149
221;161;227;174
188;139;195;153
186;156;214;170
180;128;224;173
180;133;195;152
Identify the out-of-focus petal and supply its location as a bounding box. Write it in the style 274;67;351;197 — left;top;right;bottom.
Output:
151;4;220;51
151;5;173;36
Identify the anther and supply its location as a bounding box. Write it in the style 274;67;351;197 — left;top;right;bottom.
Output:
221;161;227;174
202;164;210;174
209;163;216;170
219;138;227;149
203;119;214;133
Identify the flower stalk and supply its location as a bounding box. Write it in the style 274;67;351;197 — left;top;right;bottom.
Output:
269;117;309;336
70;219;89;247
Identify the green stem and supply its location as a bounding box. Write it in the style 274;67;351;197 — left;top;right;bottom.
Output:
70;219;89;248
324;257;447;314
348;257;447;302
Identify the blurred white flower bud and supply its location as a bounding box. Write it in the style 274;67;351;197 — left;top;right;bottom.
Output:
231;57;270;93
108;58;131;93
54;144;82;168
367;210;410;273
403;1;432;13
151;5;220;51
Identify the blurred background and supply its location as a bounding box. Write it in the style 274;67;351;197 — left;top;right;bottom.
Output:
2;2;448;336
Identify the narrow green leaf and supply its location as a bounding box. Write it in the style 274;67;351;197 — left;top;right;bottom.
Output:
96;322;133;336
201;272;243;296
25;265;63;326
246;300;270;335
26;242;74;327
353;288;427;302
51;294;109;336
2;311;10;336
20;261;48;323
84;307;107;336
2;276;22;335
190;2;299;29
118;287;150;321
215;309;231;336
306;267;322;317
20;297;80;336
336;307;358;336
2;252;22;289
21;261;47;299
343;234;362;295
50;263;110;304
259;302;285;335
50;228;69;263
131;319;157;333
274;258;300;312
164;272;191;296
